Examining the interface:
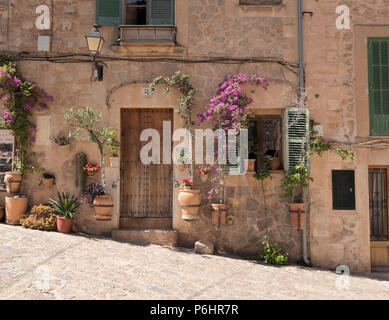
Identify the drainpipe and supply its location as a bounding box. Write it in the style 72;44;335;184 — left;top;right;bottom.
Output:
298;0;312;266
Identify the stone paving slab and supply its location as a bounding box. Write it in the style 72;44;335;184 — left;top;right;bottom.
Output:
1;223;389;300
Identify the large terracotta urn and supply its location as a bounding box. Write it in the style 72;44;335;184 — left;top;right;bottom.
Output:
178;187;201;220
289;203;305;229
4;172;22;194
93;195;114;221
5;196;28;225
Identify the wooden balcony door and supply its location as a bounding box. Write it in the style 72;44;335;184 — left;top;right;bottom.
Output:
120;108;173;228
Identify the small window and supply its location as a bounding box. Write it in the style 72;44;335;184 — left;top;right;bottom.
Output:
239;0;283;5
126;0;148;25
256;115;283;171
332;170;356;210
0;130;15;191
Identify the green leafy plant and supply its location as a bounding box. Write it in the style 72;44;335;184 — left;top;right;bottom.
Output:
261;235;288;266
53;129;79;146
64;106;120;189
335;148;355;161
282;163;312;202
20;204;57;231
254;155;273;181
148;71;197;129
49;192;81;220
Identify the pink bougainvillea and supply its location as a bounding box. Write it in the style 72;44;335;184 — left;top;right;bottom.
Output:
198;73;268;202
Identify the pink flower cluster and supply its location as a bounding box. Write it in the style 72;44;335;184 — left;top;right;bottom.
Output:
2;109;15;124
197;73;268;131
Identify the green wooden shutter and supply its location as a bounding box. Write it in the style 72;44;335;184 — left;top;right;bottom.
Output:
368;38;389;135
332;170;355;210
96;0;122;26
285;107;310;171
150;0;175;25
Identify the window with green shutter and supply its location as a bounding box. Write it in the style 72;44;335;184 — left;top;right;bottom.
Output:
96;0;122;26
332;170;356;210
368;38;389;136
285;107;310;171
150;0;175;25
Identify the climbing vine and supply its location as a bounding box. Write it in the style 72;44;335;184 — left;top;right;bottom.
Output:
148;71;197;129
0;58;53;174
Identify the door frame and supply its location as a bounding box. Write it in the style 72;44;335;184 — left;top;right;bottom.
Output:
119;107;174;229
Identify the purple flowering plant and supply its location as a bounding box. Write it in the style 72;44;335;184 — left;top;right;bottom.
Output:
197;73;268;202
84;181;106;206
0;61;53;173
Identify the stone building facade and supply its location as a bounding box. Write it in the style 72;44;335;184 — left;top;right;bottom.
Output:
0;0;388;274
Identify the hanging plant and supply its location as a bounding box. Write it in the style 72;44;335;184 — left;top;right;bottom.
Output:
0;60;53;174
148;71;197;129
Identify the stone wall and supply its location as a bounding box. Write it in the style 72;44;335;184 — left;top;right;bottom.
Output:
1;0;388;271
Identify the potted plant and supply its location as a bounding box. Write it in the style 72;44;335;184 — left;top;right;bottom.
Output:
282;164;312;229
83;161;100;176
177;178;201;221
65;107;119;222
175;147;189;171
199;165;210;182
41;172;55;190
108;138;120;168
5;194;29;225
85;181;114;221
4;171;23;194
53;130;79;152
49;192;81;234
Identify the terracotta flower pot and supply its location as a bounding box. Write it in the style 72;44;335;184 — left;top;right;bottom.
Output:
58;144;71;153
87;171;96;176
178;188;201;220
110;157;120;168
269;156;281;170
5;197;28;225
4;172;22;194
93;195;114;221
42;178;55;190
177;164;186;171
244;159;256;173
289;203;305;229
56;216;74;234
211;204;227;226
200;174;208;182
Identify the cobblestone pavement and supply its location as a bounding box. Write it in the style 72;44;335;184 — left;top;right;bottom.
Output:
1;224;389;300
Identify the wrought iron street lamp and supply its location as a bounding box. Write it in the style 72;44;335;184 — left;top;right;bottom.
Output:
85;25;105;81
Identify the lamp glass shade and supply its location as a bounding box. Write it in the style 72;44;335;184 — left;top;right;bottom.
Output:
85;27;105;56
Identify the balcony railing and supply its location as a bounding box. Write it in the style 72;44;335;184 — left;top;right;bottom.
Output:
118;25;177;43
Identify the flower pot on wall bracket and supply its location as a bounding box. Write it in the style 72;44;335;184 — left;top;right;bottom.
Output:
4;172;22;194
244;159;256;173
93;195;114;221
289;203;305;230
211;204;227;226
42;178;55;190
110;157;120;168
177;164;186;171
5;196;28;225
178;188;201;221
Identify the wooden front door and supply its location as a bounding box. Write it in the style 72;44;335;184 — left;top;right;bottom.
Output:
369;168;389;269
120;108;173;224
